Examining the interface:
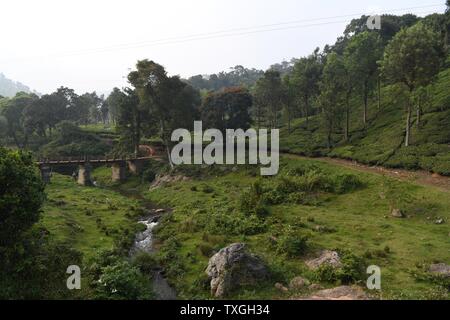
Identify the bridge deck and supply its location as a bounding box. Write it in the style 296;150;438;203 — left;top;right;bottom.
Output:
37;156;162;166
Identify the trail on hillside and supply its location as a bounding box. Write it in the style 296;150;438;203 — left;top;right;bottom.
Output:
284;153;450;192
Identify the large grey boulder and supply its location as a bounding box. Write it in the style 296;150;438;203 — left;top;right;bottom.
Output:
205;243;269;297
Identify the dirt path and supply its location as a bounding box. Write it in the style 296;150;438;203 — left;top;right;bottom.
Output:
284;153;450;192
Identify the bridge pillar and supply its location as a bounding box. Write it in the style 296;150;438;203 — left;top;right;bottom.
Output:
112;162;127;182
40;165;52;184
127;159;144;175
78;163;92;186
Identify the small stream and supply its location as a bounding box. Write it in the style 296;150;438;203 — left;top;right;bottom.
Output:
131;212;177;300
113;187;177;300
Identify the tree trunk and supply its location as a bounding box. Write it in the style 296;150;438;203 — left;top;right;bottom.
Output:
304;94;309;124
327;127;332;150
287;104;291;134
416;98;421;129
134;113;141;157
11;131;20;149
377;76;381;111
405;103;412;147
345;100;350;142
363;82;368;126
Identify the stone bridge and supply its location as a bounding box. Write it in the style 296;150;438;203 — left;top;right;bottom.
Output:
37;155;162;186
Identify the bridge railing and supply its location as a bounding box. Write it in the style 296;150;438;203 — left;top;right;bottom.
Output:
36;154;164;165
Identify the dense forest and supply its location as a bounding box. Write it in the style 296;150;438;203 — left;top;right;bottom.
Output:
1;3;450;300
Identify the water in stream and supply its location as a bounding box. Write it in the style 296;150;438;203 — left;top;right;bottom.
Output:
131;214;177;300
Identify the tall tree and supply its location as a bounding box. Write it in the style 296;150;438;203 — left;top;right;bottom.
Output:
201;87;252;132
282;75;296;134
344;31;382;126
115;88;144;156
1;92;38;148
253;70;284;129
318;53;346;148
0;147;45;247
106;87;125;124
381;22;444;146
290;49;322;123
128;60;200;165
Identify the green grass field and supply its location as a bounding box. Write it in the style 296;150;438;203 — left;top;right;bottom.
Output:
41;173;143;262
39;156;449;300
141;157;450;299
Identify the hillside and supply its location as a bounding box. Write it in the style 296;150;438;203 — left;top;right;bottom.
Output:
0;73;37;97
280;63;450;176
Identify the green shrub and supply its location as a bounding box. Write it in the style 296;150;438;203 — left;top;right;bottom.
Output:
201;184;214;194
157;236;186;279
410;264;450;292
142;168;156;183
313;250;366;284
95;261;152;300
314;264;338;283
132;252;158;275
331;174;364;194
198;242;214;257
275;226;309;257
239;180;269;216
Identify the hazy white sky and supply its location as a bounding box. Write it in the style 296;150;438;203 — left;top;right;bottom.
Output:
0;0;446;94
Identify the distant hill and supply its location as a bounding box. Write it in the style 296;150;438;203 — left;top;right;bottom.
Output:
0;73;39;97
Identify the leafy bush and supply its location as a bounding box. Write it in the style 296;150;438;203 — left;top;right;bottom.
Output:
381;177;415;212
39;121;111;158
240;167;363;208
275;226;309;257
142;168;156;183
157;236;186;279
0;148;45;246
331;174;364;194
132;252;158;275
201;184;214;194
410;264;450;291
0;226;83;299
313;250;366;284
198;242;214;257
95;261;152;300
239;180;270;217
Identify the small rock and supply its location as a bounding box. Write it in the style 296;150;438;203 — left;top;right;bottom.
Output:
391;208;404;218
155;209;165;214
429;263;450;278
308;284;323;291
289;277;310;290
314;225;325;232
432;173;441;178
434;218;444;225
306;250;342;270
301;286;369;300
275;283;289;292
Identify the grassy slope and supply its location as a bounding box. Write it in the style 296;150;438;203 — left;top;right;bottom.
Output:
40;173;141;262
142;157;450;300
39;160;449;300
280;66;450;175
